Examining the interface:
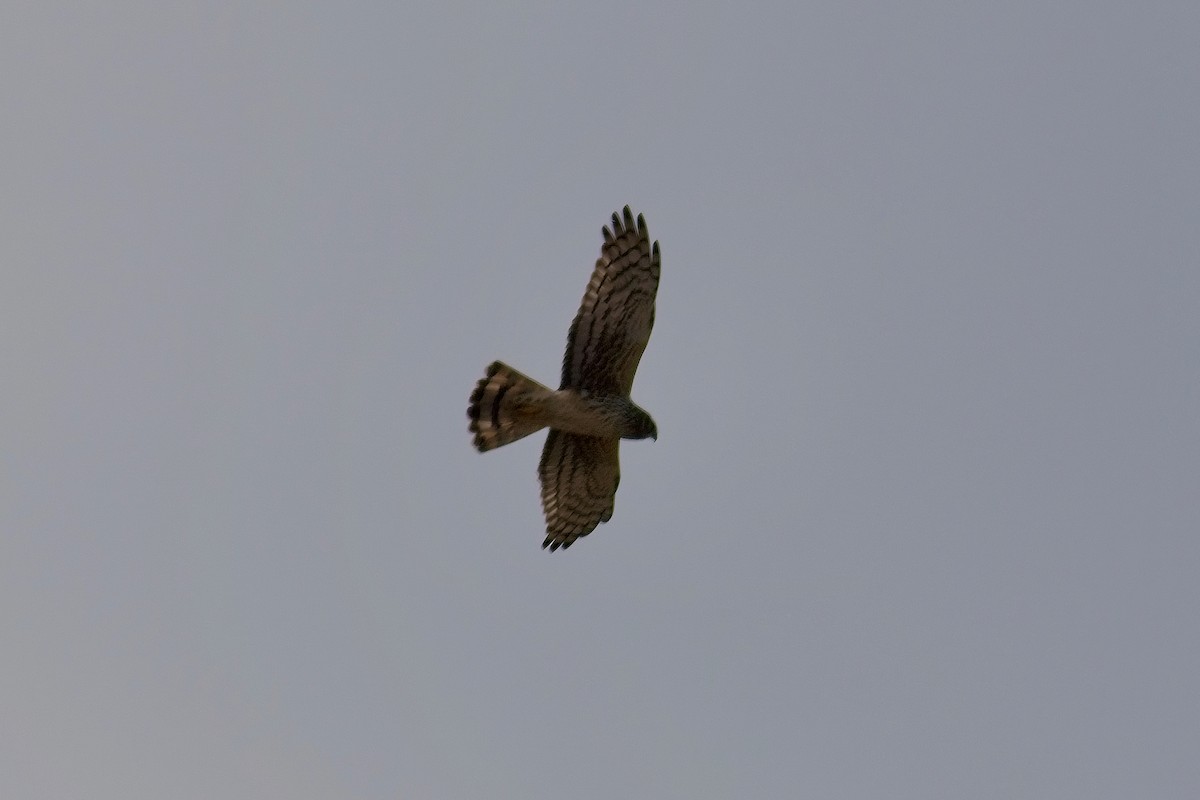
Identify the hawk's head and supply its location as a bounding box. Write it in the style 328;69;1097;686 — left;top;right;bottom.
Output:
624;405;658;442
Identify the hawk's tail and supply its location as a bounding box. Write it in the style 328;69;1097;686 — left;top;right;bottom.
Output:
468;361;554;452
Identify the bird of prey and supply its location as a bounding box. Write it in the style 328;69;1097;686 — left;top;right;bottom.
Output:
468;206;660;550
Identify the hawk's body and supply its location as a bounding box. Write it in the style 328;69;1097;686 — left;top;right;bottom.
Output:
468;207;660;550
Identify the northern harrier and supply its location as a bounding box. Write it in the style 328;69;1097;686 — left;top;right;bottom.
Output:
468;206;660;550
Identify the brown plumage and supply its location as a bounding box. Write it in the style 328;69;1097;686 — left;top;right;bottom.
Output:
467;206;660;550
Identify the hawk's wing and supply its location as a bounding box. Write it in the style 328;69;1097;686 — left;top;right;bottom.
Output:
560;207;660;395
538;431;620;551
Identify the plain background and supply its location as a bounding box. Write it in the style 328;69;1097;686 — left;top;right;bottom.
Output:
3;2;1197;798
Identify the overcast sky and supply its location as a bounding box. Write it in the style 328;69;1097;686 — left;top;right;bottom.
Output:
3;2;1198;798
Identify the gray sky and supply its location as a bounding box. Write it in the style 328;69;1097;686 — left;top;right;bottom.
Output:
3;2;1198;798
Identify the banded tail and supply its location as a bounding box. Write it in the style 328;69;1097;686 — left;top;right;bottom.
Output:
467;361;554;452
